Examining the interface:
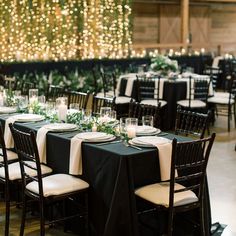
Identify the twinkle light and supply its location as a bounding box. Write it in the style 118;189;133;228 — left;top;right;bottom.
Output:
0;0;132;62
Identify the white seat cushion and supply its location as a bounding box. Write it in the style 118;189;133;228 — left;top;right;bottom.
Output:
115;96;132;104
177;99;206;108
0;149;18;162
208;95;234;105
140;99;167;107
26;174;89;197
214;92;231;98
135;182;198;208
0;161;52;181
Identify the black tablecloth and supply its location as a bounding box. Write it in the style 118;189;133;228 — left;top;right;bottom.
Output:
0;117;212;236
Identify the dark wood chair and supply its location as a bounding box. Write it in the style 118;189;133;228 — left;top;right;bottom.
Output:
46;84;65;102
67;91;89;110
0;124;49;236
128;101;161;128
207;73;236;132
135;133;216;236
175;105;210;139
92;94;115;116
9;124;89;236
20;81;37;95
136;75;167;108
177;76;210;112
100;69;116;98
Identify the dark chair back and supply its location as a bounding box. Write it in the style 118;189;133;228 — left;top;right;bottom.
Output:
175;106;210;139
67;91;89;110
169;134;215;213
203;65;221;90
92;94;115;116
136;75;162;106
187;76;210;107
21;81;36;95
46;84;65;102
9;124;44;198
128;101;161;128
100;70;116;97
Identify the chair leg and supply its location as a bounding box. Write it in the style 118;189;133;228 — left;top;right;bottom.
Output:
39;199;45;236
167;210;174;236
5;186;10;236
200;205;205;236
20;195;27;236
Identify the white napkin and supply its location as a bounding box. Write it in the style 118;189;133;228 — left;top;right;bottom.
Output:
154;142;174;181
124;74;137;97
154;78;167;99
69;136;83;175
212;56;223;68
36;127;49;164
69;132;112;175
4;117;17;149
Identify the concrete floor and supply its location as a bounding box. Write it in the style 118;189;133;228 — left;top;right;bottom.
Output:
0;115;235;235
208;116;236;236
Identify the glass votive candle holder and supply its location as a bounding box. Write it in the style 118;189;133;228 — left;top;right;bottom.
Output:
100;107;111;117
142;115;154;127
56;97;68;122
29;89;38;104
125;118;138;138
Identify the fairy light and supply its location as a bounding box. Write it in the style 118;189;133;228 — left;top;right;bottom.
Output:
0;1;132;62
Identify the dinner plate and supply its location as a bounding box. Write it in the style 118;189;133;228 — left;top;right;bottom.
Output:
12;114;45;122
43;123;78;132
75;132;116;143
0;106;17;114
130;136;171;147
136;126;161;136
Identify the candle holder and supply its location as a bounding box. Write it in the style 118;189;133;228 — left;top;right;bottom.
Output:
29;89;38;105
99;107;112;123
56;97;68;122
125;118;138;139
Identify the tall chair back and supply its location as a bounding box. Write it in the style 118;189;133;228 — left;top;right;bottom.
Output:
137;75;162;105
175;106;210;139
67;91;89;110
128;101;161;128
92;94;115;116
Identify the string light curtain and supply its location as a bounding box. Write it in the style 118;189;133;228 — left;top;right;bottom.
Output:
0;0;132;62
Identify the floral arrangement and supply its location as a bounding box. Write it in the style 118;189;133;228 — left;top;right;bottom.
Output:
150;55;178;76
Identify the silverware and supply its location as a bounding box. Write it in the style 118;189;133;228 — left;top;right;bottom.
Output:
96;140;122;146
123;142;142;150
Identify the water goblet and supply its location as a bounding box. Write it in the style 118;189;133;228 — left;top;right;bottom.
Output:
142;115;154;127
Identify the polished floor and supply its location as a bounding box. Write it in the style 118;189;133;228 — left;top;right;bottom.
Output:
0;116;236;236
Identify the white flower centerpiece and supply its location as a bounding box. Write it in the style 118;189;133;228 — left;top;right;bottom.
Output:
150;55;178;77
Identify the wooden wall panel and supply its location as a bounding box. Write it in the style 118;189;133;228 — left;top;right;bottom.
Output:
190;6;210;45
159;5;181;43
210;5;236;53
132;3;159;44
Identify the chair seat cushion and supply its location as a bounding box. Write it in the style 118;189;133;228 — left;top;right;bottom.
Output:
115;96;132;104
135;182;198;208
177;99;206;108
140;99;167;107
26;174;89;197
0;161;52;181
0;149;18;162
208;95;234;104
